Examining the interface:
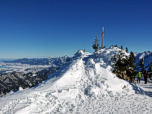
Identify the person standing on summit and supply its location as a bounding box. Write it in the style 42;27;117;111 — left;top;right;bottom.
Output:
144;70;148;84
137;71;141;83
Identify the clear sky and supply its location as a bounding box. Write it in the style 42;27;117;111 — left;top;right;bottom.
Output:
0;0;152;59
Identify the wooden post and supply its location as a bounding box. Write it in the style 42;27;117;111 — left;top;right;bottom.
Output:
101;27;105;48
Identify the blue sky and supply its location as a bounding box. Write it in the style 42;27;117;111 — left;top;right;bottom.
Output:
0;0;151;58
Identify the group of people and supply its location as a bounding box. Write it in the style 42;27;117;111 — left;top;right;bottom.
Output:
137;70;148;84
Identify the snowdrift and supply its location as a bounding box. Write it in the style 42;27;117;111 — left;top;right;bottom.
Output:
0;47;152;114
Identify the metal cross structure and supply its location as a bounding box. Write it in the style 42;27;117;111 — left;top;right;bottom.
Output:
101;27;105;48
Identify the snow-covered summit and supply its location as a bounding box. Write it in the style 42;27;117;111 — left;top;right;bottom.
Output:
134;51;152;70
134;51;152;60
0;48;152;114
95;47;130;63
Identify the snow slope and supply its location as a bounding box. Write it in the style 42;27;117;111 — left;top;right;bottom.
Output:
135;77;152;97
134;51;152;70
134;51;152;60
0;47;152;114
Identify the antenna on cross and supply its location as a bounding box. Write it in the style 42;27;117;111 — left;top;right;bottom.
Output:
101;27;105;48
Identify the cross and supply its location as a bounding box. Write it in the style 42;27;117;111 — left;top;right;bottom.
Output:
101;27;105;48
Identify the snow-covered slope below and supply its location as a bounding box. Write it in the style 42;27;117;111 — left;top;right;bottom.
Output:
0;48;152;114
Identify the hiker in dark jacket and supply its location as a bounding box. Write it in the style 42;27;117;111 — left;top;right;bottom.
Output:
144;70;148;84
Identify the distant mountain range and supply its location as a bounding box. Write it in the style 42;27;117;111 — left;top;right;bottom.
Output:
134;51;152;60
0;55;73;95
134;51;152;71
4;55;72;66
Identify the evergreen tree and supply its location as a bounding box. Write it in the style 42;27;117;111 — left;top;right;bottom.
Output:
129;51;137;74
92;36;100;52
83;49;85;52
121;45;123;50
112;50;137;83
111;55;116;63
115;44;118;47
112;50;127;78
126;47;128;53
125;51;137;82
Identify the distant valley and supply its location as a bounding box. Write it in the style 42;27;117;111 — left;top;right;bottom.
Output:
0;56;72;96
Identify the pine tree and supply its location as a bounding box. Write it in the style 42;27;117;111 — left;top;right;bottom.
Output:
112;50;137;83
83;49;85;52
112;50;127;78
125;51;137;82
121;45;123;50
111;55;116;63
92;36;100;52
115;44;118;47
126;47;128;53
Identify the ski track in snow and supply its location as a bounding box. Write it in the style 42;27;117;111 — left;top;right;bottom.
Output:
1;48;152;114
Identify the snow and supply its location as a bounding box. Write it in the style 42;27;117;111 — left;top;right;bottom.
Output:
134;51;152;71
134;51;152;60
19;87;23;91
0;48;152;114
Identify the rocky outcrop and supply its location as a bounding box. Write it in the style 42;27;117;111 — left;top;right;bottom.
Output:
0;67;60;95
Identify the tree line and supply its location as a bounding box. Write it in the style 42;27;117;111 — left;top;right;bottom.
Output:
92;36;136;83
